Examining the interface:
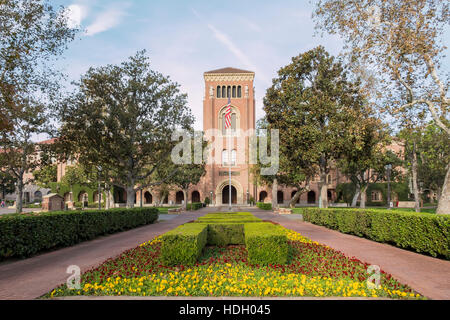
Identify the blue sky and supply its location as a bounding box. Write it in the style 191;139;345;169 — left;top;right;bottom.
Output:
51;0;344;130
50;0;448;132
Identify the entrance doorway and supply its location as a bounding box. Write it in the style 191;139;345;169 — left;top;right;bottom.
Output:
222;185;237;204
307;191;316;204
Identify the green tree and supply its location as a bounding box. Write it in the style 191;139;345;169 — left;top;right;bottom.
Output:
264;46;366;208
0;170;15;201
0;0;77;213
60;164;89;202
57;51;194;208
32;164;57;189
313;0;449;214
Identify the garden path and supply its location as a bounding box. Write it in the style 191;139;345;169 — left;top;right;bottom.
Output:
0;208;210;300
251;208;450;300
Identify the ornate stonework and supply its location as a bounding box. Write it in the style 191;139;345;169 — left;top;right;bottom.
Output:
204;73;255;82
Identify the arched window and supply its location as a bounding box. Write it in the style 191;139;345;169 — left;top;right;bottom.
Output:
222;112;237;134
227;86;231;98
232;86;236;98
222;86;226;98
327;174;332;184
222;149;236;166
216;86;221;98
237;86;242;98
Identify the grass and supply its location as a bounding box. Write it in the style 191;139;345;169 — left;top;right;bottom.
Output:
155;206;180;214
44;213;423;299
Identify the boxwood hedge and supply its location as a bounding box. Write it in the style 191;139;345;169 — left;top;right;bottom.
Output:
256;202;272;210
0;207;159;260
301;208;450;259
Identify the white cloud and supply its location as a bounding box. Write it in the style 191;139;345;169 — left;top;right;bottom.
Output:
66;4;86;28
86;5;129;36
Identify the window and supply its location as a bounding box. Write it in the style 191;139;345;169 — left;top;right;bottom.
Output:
371;191;382;202
327;174;332;184
216;86;221;98
222;112;237;134
222;149;236;166
222;86;226;98
237;86;242;98
232;86;236;98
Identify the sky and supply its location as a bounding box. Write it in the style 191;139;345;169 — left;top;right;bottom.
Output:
49;0;449;133
50;0;344;131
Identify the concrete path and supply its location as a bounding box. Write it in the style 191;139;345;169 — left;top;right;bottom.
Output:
1;207;448;300
0;209;209;300
250;209;450;300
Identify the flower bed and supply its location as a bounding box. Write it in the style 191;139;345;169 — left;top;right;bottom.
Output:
45;214;423;299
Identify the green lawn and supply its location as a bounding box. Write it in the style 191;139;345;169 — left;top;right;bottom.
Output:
155;206;180;214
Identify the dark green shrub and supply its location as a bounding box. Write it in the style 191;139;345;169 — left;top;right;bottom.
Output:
206;223;245;245
302;208;449;259
244;222;289;265
0;207;159;260
256;202;272;210
160;223;208;266
186;202;203;211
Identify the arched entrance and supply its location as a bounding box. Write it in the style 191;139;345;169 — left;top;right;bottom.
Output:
222;185;237;204
327;190;332;202
175;191;184;204
192;191;200;203
307;191;316;204
259;191;268;202
277;191;284;204
144;191;152;204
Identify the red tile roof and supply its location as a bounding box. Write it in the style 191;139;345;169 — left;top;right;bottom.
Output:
204;67;254;74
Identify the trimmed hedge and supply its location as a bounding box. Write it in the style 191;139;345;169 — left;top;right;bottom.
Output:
244;222;289;265
0;207;159;260
160;223;208;266
206;223;245;245
256;202;272;210
301;208;450;259
186;202;203;211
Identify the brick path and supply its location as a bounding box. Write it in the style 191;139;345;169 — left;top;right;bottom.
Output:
1;207;448;300
250;209;450;300
0;209;208;300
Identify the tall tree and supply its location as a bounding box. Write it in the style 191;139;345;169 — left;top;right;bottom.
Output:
33;163;57;189
0;0;77;213
264;46;366;208
314;0;449;213
0;170;15;201
57;51;194;208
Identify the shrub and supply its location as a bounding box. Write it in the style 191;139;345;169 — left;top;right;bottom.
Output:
0;207;159;260
301;208;450;259
256;202;272;210
206;223;245;245
160;223;208;266
186;202;203;211
244;222;289;265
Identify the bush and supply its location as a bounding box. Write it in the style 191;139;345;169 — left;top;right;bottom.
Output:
244;222;289;265
301;208;450;259
186;202;203;211
206;223;245;245
160;223;208;266
256;202;272;210
0;207;159;260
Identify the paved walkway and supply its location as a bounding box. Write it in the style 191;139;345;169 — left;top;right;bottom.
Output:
1;207;448;300
0;209;209;300
250;209;450;300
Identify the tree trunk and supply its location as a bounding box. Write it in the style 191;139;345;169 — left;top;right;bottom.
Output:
359;185;368;209
182;188;188;211
289;190;301;208
272;178;278;209
436;164;450;214
15;177;23;214
126;186;135;208
351;187;360;207
319;171;328;208
411;141;421;213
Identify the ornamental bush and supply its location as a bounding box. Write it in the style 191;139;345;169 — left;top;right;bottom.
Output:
160;223;208;266
0;207;159;260
244;222;289;265
301;208;450;259
256;202;272;210
206;223;246;245
186;202;203;211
